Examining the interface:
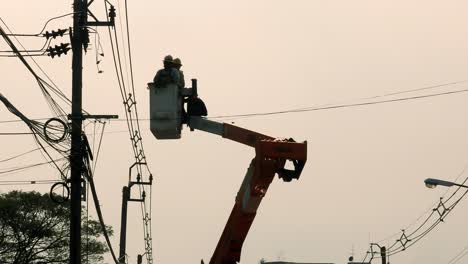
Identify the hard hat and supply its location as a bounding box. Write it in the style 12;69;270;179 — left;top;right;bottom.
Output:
163;55;173;62
173;58;182;66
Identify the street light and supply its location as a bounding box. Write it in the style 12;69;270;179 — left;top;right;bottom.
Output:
424;178;468;189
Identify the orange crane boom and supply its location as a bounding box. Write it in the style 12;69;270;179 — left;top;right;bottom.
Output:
188;117;307;264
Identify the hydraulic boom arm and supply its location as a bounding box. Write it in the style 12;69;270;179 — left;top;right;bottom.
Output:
189;117;307;264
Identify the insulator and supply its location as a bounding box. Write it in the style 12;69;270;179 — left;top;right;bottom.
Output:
46;43;71;58
109;5;116;24
82;28;89;52
43;28;68;39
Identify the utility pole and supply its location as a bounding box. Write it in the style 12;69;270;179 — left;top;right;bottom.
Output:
69;1;115;262
119;164;153;263
380;246;387;264
70;0;87;263
118;186;130;263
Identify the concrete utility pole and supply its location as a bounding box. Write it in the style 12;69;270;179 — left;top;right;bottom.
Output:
119;169;152;263
380;246;387;264
70;0;86;263
119;186;130;263
70;1;115;263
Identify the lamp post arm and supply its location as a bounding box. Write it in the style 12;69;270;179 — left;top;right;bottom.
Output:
425;178;468;189
452;182;468;189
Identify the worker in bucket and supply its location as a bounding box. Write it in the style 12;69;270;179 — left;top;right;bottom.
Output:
153;55;180;88
173;57;188;123
173;58;185;89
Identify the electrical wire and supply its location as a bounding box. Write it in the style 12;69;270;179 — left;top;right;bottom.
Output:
0;92;69;155
0;181;58;186
83;151;119;264
448;242;468;264
104;1;154;261
0;18;71;181
0;79;467;126
0;76;465;139
116;0;131;94
122;1;153;260
0;129;133;136
92;122;106;175
208;87;468;120
88;27;105;73
0;18;71;111
0;38;52;54
0;117;55;124
0;158;66;176
0;132;35;135
0;146;45;163
3;13;74;37
86;179;90;264
0;179;58;183
0;179;59;186
361;164;468;260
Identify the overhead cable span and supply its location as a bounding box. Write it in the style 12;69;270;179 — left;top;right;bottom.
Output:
209;86;468;120
104;0;154;261
358;165;468;262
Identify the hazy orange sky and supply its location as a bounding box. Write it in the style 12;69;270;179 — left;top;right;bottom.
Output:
2;1;468;264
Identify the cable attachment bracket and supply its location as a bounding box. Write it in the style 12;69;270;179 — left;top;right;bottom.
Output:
124;93;136;113
396;229;411;251
433;197;449;222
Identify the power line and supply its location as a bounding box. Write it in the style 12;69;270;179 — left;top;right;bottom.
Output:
83;156;119;264
0;80;466;125
0;24;73;179
360;164;468;261
0;18;72;113
0;147;43;163
91;121;106;175
0;80;464;138
0;179;58;183
0;129;132;136
0;182;57;186
0;81;466;138
4;13;74;37
0;179;59;186
448;245;468;264
104;0;154;261
0;132;35;135
358;80;468;100
208;87;468;120
0;117;54;124
0;38;52;54
0;158;66;176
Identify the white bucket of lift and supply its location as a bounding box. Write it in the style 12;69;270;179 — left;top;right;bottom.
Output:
149;82;182;139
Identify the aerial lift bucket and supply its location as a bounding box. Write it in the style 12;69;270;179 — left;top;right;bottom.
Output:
148;82;182;139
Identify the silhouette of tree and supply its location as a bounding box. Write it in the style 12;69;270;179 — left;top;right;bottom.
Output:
0;190;112;263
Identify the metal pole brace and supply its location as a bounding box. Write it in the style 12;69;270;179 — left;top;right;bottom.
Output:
85;5;115;27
